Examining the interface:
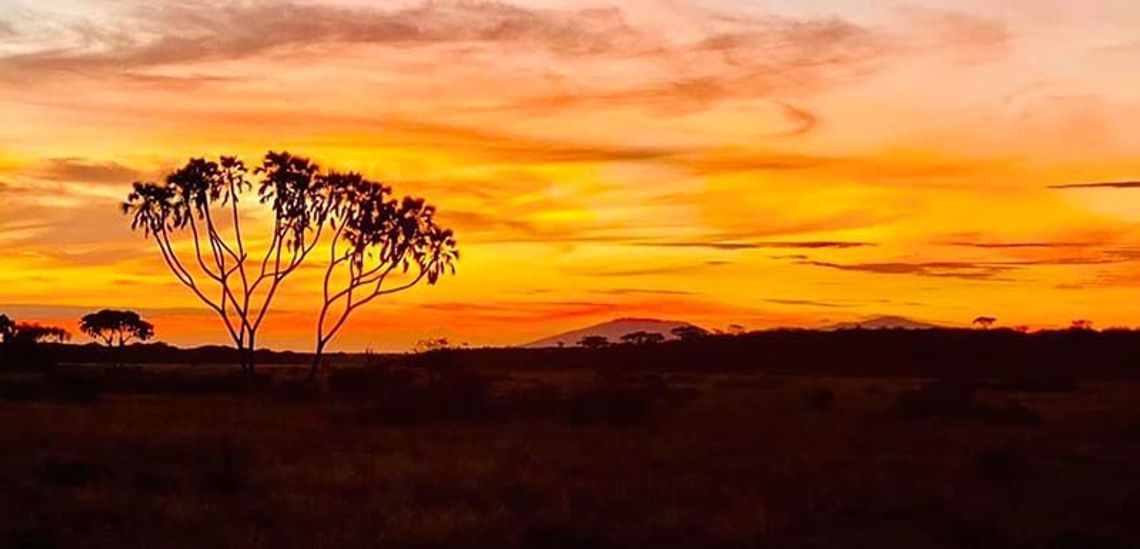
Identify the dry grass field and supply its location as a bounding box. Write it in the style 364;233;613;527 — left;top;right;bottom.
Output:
2;344;1138;548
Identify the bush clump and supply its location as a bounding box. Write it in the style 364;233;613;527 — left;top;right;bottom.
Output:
891;381;1040;426
802;385;836;412
340;365;695;426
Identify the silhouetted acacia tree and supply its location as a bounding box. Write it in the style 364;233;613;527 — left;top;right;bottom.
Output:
310;173;458;379
0;314;13;344
1070;319;1094;331
80;310;154;366
0;316;68;371
12;323;71;344
620;331;665;345
123;152;331;374
578;335;610;349
80;310;155;347
671;325;710;340
973;316;997;329
414;337;452;354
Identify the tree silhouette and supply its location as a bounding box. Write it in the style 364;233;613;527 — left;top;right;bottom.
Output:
123;152;332;374
310;173;458;379
12;323;71;344
620;331;666;345
0;316;68;371
414;337;452;354
578;335;610;349
972;316;997;329
0;314;13;344
80;310;155;347
727;324;746;336
1070;319;1094;331
671;325;710;340
80;310;155;366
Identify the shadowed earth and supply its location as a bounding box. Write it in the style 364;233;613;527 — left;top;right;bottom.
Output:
1;330;1138;548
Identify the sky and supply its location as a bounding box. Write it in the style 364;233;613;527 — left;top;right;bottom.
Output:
1;0;1140;351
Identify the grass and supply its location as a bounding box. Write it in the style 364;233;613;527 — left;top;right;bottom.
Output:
0;357;1137;548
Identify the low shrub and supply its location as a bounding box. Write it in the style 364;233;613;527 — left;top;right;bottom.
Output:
35;457;105;488
348;366;695;426
0;377;47;402
327;365;417;396
891;381;1040;426
986;374;1080;393
969;444;1026;486
0;342;56;372
802;386;836;412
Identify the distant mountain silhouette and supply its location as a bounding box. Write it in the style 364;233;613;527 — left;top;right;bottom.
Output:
819;315;944;331
524;318;702;348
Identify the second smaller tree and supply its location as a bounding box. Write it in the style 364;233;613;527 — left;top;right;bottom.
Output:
80;310;155;366
310;173;458;379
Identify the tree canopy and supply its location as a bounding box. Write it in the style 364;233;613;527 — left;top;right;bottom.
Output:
0;315;13;344
123;151;458;378
671;325;710;340
620;331;666;345
309;173;458;378
578;335;610;349
80;310;155;347
10;323;71;344
123;152;332;373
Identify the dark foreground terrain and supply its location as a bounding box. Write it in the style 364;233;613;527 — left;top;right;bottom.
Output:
2;330;1139;548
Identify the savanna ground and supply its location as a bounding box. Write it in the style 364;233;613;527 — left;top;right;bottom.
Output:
1;337;1139;548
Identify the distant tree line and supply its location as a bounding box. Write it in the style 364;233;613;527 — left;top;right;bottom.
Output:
577;325;714;349
0;313;71;371
0;314;71;345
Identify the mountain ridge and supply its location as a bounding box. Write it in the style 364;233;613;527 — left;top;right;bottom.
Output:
523;318;701;348
818;315;945;331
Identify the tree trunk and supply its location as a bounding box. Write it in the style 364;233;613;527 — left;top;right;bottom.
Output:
245;336;257;377
236;342;251;375
308;341;325;382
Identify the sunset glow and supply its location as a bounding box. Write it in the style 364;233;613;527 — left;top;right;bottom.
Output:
2;0;1140;350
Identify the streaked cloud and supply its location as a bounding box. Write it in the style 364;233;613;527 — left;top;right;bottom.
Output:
945;241;1095;249
0;2;640;75
1049;181;1140;189
634;240;874;251
798;260;1015;281
764;298;847;309
36;157;144;184
574;261;732;278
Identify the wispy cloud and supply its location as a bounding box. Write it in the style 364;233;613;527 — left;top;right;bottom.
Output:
577;261;731;278
764;298;847;308
0;2;642;75
896;7;1010;60
772;103;819;137
0;1;1004;118
634;240;874;251
592;288;698;297
36;157;143;185
325;119;682;166
1049;181;1140;189
797;250;1140;281
798;260;1015;281
0;303;216;320
945;241;1096;249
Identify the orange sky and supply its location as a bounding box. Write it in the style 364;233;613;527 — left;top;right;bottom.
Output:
2;0;1140;351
